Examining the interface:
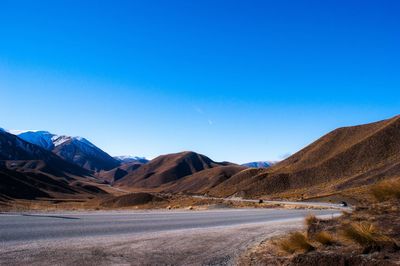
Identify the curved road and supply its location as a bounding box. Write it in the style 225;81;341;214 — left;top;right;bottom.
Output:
0;208;339;265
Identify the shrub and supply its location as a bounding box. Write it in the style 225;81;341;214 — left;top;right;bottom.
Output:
305;214;321;237
277;232;315;254
305;214;319;227
314;231;336;246
370;179;400;202
341;222;392;248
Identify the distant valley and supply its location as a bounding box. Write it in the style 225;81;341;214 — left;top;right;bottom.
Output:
1;115;400;207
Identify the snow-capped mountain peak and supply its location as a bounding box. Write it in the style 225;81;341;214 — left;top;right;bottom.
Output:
16;130;57;150
114;155;144;161
73;137;97;149
242;161;278;168
51;135;72;147
8;129;40;135
11;130;94;150
9;130;120;171
114;155;149;164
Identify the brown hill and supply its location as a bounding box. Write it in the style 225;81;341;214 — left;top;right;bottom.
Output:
207;168;265;197
116;151;231;189
209;115;400;198
0;162;107;200
163;165;246;194
162;165;246;194
97;161;145;184
100;192;164;208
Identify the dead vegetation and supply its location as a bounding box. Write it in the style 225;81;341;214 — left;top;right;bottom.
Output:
276;232;315;254
305;214;319;227
370;179;400;202
243;178;400;265
275;216;337;254
341;221;393;249
314;231;336;246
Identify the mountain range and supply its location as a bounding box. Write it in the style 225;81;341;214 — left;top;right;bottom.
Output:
114;156;149;164
242;161;277;168
2;115;400;204
0;130;105;200
14;130;120;172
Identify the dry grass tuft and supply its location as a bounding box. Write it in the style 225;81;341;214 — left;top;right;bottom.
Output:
370;179;400;202
314;231;336;246
305;214;319;227
341;222;392;248
276;232;315;254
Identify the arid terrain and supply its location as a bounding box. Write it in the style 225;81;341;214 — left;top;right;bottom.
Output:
241;178;400;265
4;116;400;208
2;116;400;265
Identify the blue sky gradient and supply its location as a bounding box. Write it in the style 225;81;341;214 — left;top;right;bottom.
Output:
1;0;399;163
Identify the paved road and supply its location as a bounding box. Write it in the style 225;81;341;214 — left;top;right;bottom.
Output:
0;209;338;243
0;209;340;265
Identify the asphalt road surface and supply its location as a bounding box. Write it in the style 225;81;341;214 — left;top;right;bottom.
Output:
0;208;340;265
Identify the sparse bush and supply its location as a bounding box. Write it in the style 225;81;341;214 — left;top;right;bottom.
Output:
341;222;392;248
305;214;321;237
314;231;336;246
305;214;319;227
370;179;400;202
277;232;315;254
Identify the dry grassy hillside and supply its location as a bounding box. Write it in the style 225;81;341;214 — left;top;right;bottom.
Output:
210;115;400;198
161;165;246;194
98;161;144;184
116;151;231;189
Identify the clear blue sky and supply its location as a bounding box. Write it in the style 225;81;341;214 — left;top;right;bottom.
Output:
1;0;399;163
